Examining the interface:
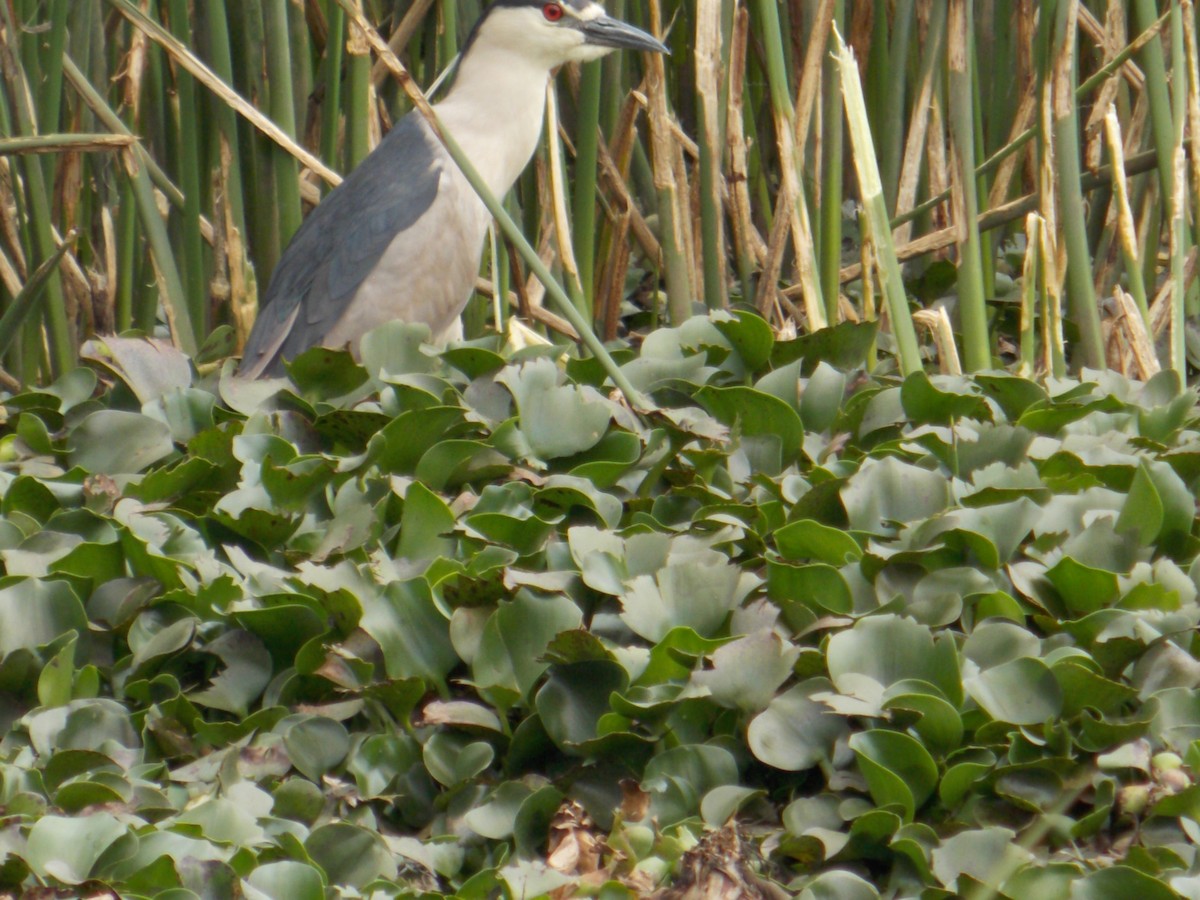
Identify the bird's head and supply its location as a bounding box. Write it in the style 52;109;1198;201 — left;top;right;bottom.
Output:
469;0;668;68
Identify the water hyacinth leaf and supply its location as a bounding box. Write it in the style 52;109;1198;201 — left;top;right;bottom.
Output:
463;782;534;840
800;363;849;433
772;319;879;370
711;308;775;372
849;730;938;821
175;795;266;845
37;633;77;708
305;822;395;888
359;321;436;378
619;553;757;642
690;630;800;712
748;679;850;771
964;657;1062;725
512;785;565;857
882;688;964;755
841;456;953;533
474;591;583;697
189;630;273;716
497;359;612;459
536;660;629;749
423;731;495;786
69;410;175;474
775;519;862;565
696;385;804;464
767;558;853;615
930;827;1030;893
701;785;764;826
1045;556;1120;614
1116;460;1194;545
0;578;87;657
360;578;457;685
81;336;192;405
642;744;739;825
1062;865;1177;900
245;861;326;900
798;870;880;900
282;716;350;780
901;372;993;424
376;407;469;474
24;813;127;883
396;481;456;562
826;615;961;706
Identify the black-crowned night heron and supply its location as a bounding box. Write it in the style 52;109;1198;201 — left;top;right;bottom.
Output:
238;0;667;378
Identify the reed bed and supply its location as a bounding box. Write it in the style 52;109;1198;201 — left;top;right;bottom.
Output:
0;0;1197;387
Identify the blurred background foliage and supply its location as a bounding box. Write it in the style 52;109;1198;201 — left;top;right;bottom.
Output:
0;0;1197;387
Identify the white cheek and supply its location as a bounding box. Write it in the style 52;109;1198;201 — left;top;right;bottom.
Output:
568;43;615;63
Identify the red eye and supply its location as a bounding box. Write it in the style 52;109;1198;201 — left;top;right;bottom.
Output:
543;3;564;21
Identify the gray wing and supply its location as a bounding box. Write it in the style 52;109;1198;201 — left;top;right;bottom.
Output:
238;113;442;377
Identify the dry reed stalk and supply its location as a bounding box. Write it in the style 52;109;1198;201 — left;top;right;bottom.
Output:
913;308;962;375
544;86;584;300
1111;287;1161;378
725;4;763;277
894;1;943;244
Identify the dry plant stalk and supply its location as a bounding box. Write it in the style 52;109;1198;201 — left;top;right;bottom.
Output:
913;308;962;375
544;86;583;297
1111;287;1161;378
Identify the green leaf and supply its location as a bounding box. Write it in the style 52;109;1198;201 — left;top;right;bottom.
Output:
842;456;952;533
283;716;350;780
498;359;613;459
69;410;175;474
748;679;849;771
361;578;457;685
849;730;938;821
25;813;127;883
536;660;629;750
245;861;326;900
691;630;800;712
305;822;394;888
0;578;87;658
964;657;1062;724
775;519;863;565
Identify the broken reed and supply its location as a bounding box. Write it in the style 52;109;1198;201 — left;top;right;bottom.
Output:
0;1;1197;386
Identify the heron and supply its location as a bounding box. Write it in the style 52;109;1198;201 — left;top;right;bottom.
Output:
238;0;667;378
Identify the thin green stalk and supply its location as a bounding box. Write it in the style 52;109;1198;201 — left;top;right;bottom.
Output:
1135;0;1192;314
880;0;914;210
0;2;73;376
123;148;197;354
116;177;137;332
37;0;70;187
1050;0;1104;369
168;0;208;342
574;61;603;314
265;0;303;244
820;1;845;323
947;0;990;371
201;0;250;259
346;10;372;170
321;0;346;173
0;230;78;360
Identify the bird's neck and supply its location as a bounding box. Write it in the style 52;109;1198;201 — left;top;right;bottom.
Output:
434;44;553;197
